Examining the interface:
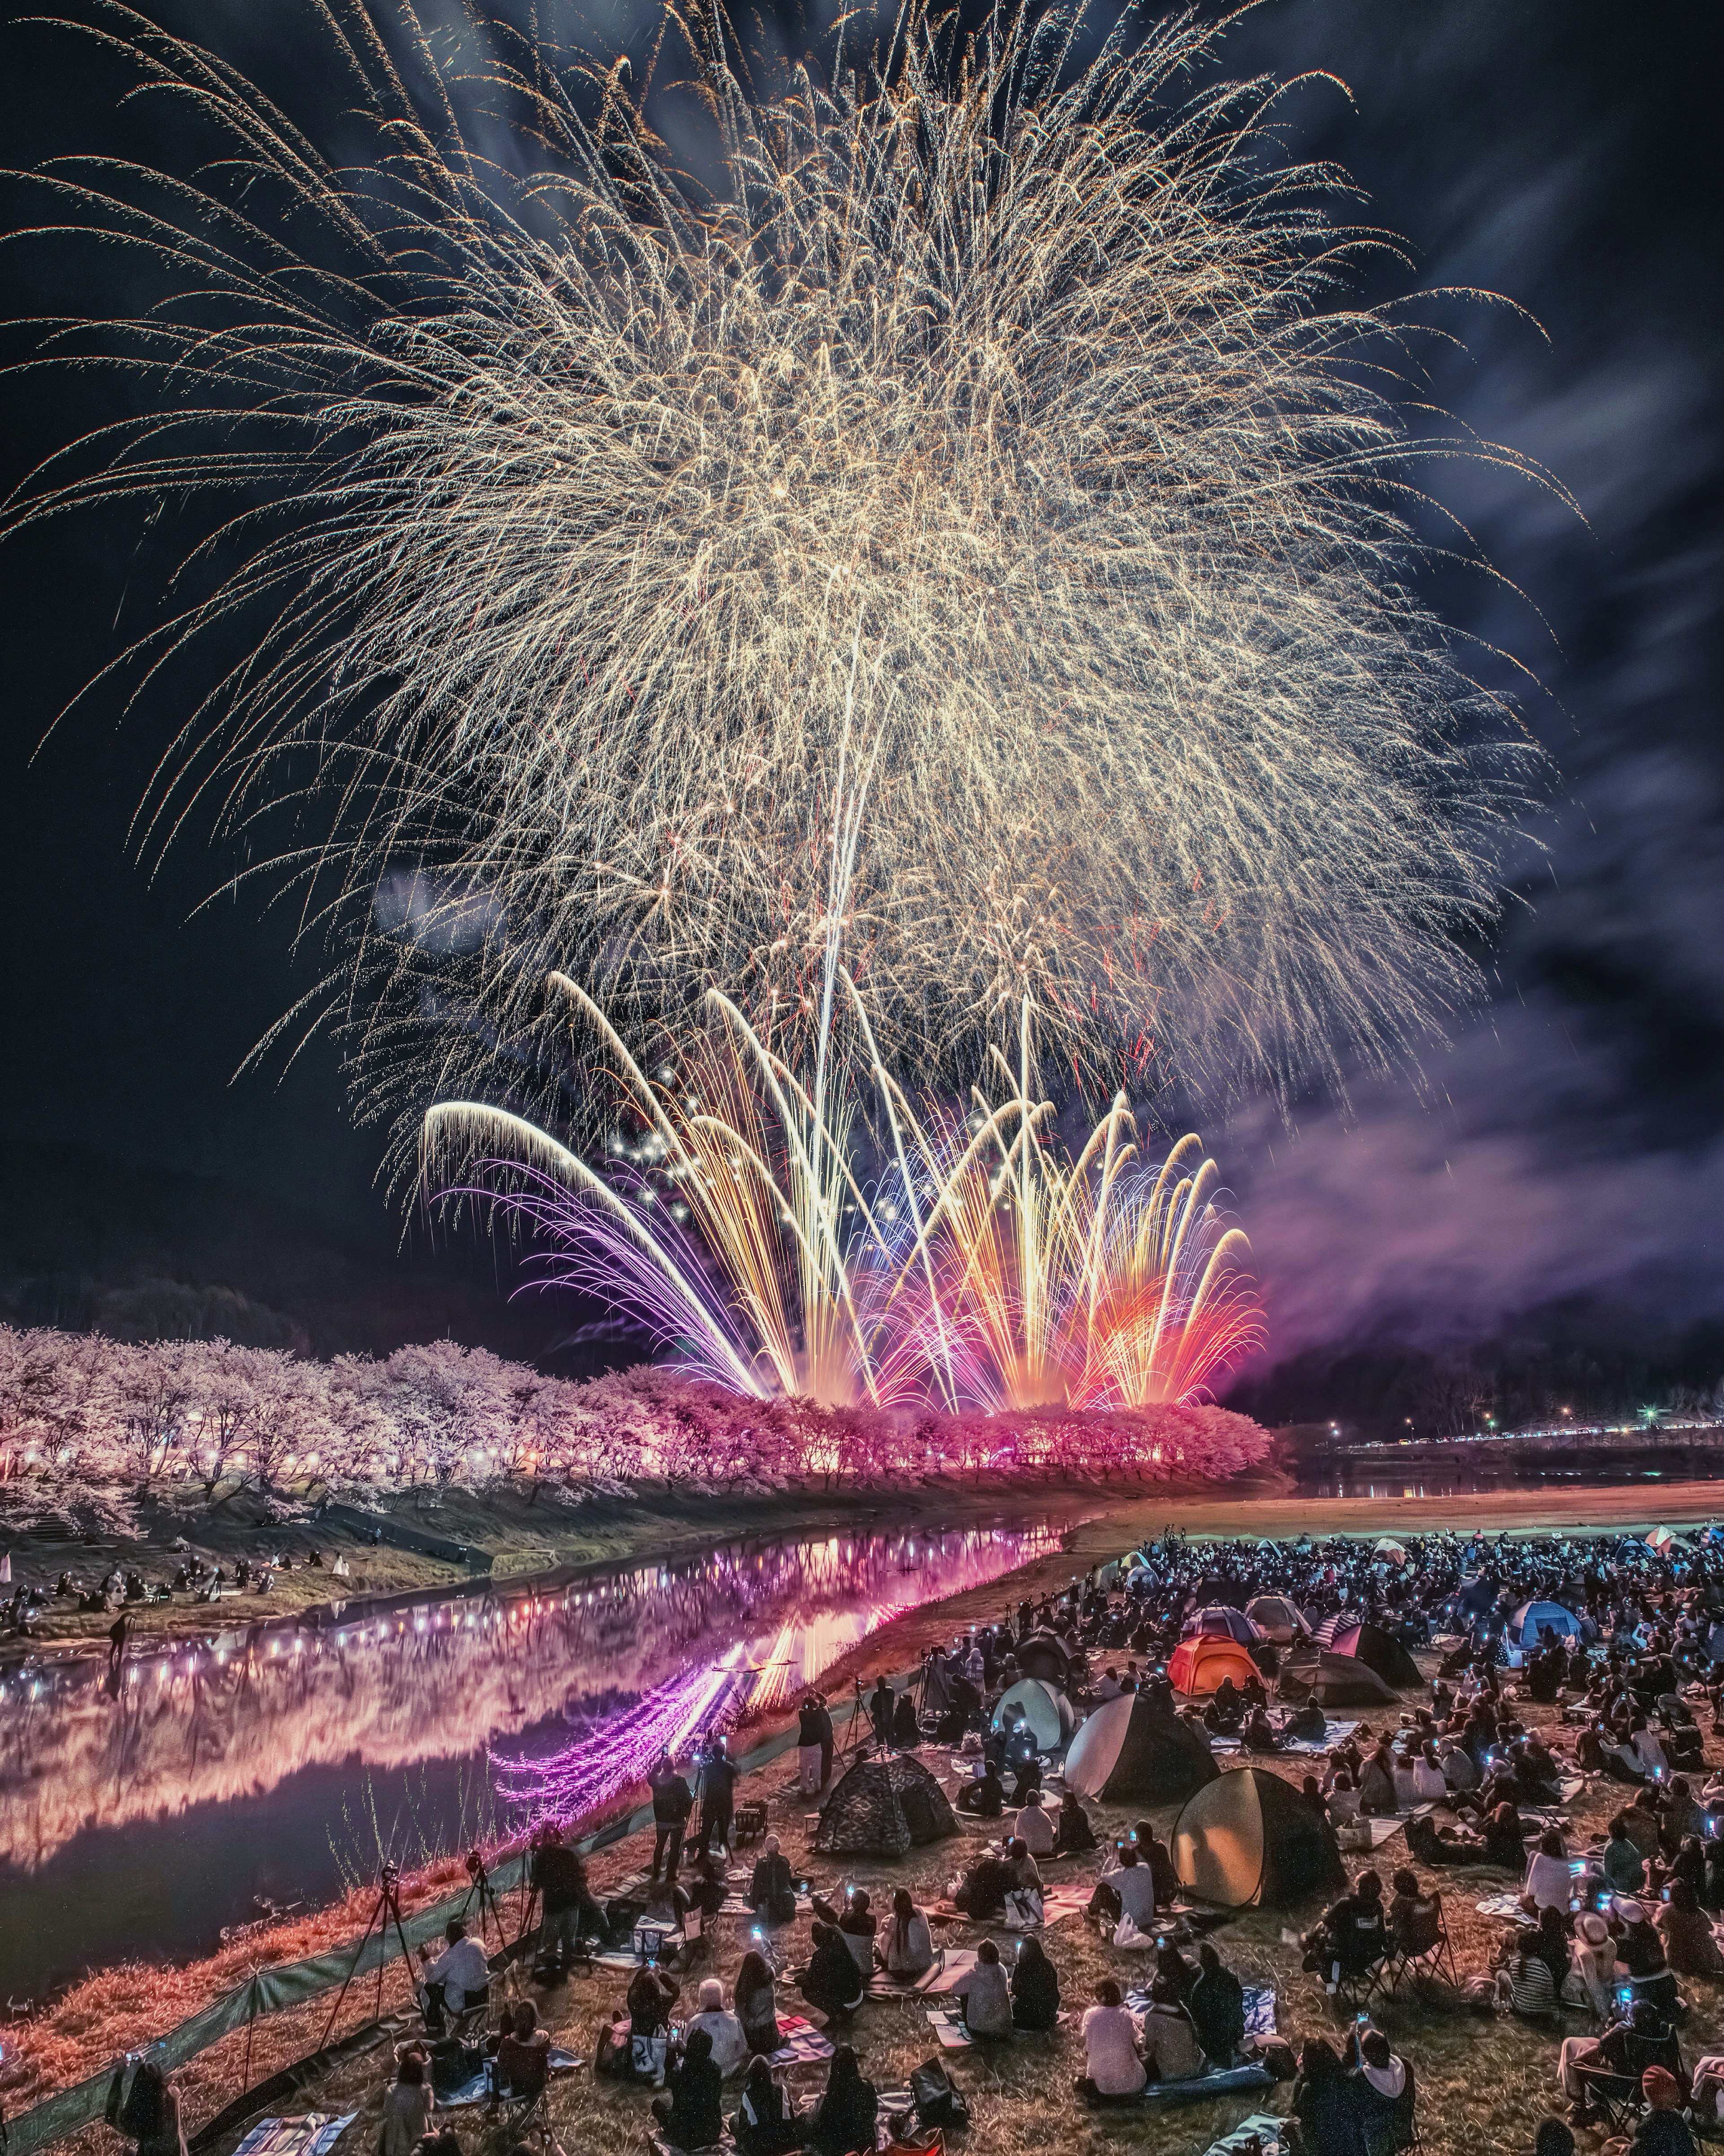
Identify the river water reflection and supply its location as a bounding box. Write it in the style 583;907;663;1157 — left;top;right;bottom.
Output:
0;1519;1061;1999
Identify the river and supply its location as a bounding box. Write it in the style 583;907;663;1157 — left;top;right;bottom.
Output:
0;1518;1062;2001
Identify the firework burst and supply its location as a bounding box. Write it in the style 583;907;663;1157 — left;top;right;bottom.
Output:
3;0;1560;1138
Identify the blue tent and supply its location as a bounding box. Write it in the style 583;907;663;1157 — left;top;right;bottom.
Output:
1508;1599;1583;1649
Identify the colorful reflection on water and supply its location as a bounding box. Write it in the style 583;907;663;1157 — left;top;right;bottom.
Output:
0;1520;1059;1996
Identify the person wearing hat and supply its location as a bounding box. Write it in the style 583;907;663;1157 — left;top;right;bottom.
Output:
1628;2066;1696;2156
1571;1908;1619;2022
686;1976;749;2077
1615;1899;1680;2024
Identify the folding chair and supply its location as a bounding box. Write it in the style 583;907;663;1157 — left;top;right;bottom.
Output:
1386;1908;1459;1995
1570;2067;1647;2136
1330;1953;1387;2017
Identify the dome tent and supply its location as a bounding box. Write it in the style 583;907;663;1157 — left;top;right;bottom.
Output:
1313;1616;1422;1689
1063;1692;1220;1804
992;1676;1076;1755
1244;1594;1310;1643
1277;1650;1400;1709
1016;1630;1072;1684
1181;1605;1263;1646
814;1753;957;1857
1507;1600;1583;1650
1172;1765;1346;1909
1169;1635;1260;1696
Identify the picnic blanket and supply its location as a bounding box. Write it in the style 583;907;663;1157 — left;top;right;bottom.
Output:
233;2118;356;2156
1126;1987;1276;2038
1139;2064;1275;2106
866;1949;978;2000
1475;1892;1527;1921
925;2006;1073;2050
1201;2112;1290;2156
765;2015;836;2068
928;1884;1091;1932
1212;1717;1359;1759
437;2049;583;2108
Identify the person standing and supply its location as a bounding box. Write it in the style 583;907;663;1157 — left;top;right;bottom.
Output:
650;1751;694;1883
695;1734;737;1861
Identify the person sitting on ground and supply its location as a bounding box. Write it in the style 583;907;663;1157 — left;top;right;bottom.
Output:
734;1949;781;2055
1187;1941;1246;2065
1617;1898;1681;2023
1152;1936;1196;2005
1138;1824;1179;1907
1482;1800;1530;1871
625;1962;680;2083
1496;1927;1561;2021
1348;2025;1417;2152
1004;1835;1043;1900
1139;1971;1205;2082
418;1918;490;2023
1089;1839;1156;1930
1326;1770;1361;1829
955;1759;1005;1817
1631;2066;1697;2156
881;1887;935;1979
956;1849;1015;1922
1306;1870;1387;1995
1011;1935;1061;2032
810;1885;877;1972
802;1918;866;2018
1560;1998;1680;2118
1625;1789;1665;1861
1054;1790;1098;1854
1571;1909;1618;2022
805;2045;877;2156
1205;1674;1245;1734
748;1834;798;1926
1242;1701;1282;1753
651;2027;722;2152
1358;1739;1398;1817
1412;1740;1449;1803
955;1937;1013;2041
1291;2035;1363;2156
893;1689;921;1750
379;2053;432;2156
1524;1829;1574;1914
1014;1787;1056;1855
1533;2117;1576;2156
687;1976;750;2078
1657;1877;1724;1978
493;2002;552;2099
731;2057;800;2156
1605;1813;1650;1896
1075;1977;1146;2102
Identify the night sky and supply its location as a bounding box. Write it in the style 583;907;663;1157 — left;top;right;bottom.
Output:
0;0;1719;1419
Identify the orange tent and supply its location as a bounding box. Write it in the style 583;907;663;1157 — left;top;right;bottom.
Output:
1168;1635;1259;1697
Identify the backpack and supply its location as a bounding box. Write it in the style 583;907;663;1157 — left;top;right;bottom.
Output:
910;2057;971;2128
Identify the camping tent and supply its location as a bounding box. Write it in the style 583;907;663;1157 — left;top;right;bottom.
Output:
1244;1595;1310;1643
1312;1616;1422;1689
1063;1693;1220;1805
1016;1630;1072;1684
813;1754;957;1857
1181;1605;1263;1646
1507;1600;1583;1651
1373;1538;1407;1566
1451;1576;1498;1620
1277;1651;1400;1709
1647;1526;1692;1555
1171;1766;1346;1909
1169;1635;1260;1697
992;1676;1076;1755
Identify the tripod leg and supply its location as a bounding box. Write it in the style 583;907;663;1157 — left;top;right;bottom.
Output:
318;1896;387;2052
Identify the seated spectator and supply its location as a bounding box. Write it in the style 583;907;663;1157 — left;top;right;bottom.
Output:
1075;1977;1146;2102
626;1963;680;2081
1014;1788;1056;1855
1632;2066;1696;2156
1306;1870;1387;1994
1387;1870;1443;1963
1496;1931;1561;2021
1626;1791;1664;1861
1187;1941;1246;2065
1327;1771;1361;1828
1089;1840;1156;1930
1560;1999;1681;2119
1616;1899;1680;2023
1524;1829;1573;1913
731;2057;800;2156
380;2052;433;2156
493;2003;551;2099
651;2027;723;2152
810;1887;876;1973
734;1949;781;2055
418;1919;489;2021
1011;1936;1061;2031
955;1762;1005;1816
955;1937;1013;2041
686;1976;749;2078
1140;1825;1179;1908
1139;1978;1205;2082
748;1835;798;1926
801;1920;865;2019
1348;2025;1416;2152
1605;1815;1650;1896
1483;1802;1529;1871
1005;1836;1042;1896
1358;1740;1398;1817
881;1887;935;1979
1412;1742;1449;1803
805;2045;877;2156
1054;1791;1098;1854
1532;2119;1576;2156
1656;1878;1724;1978
1291;2035;1363;2156
1571;1909;1618;2021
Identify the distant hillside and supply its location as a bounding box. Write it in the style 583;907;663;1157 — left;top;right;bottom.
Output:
0;1138;626;1367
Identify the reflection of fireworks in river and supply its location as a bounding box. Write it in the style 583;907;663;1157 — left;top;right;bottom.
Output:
4;0;1554;1133
426;983;1262;1413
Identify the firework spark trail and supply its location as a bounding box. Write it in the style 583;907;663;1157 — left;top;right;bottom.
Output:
1;0;1564;1150
426;983;1264;1410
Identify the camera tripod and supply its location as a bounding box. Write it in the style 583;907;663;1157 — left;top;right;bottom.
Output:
318;1863;419;2049
460;1849;509;1951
